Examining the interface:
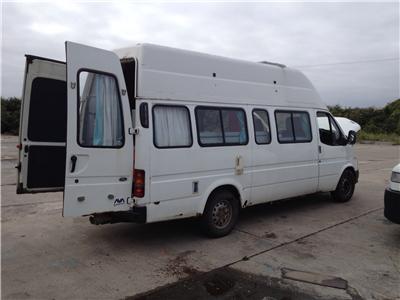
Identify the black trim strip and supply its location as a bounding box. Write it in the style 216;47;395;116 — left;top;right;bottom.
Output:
25;54;65;65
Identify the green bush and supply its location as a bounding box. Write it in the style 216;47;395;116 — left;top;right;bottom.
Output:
328;99;400;136
357;130;400;145
1;97;21;135
1;96;399;142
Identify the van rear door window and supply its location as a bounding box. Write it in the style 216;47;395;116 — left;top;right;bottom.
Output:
78;71;124;148
28;77;67;142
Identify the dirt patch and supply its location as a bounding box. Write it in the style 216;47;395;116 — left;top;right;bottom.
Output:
203;273;235;296
159;250;200;278
129;267;324;300
264;232;278;239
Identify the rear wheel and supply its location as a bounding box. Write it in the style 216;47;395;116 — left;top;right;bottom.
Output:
331;169;355;202
201;190;239;238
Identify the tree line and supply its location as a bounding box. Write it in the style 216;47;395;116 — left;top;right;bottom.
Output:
1;97;399;136
328;99;400;136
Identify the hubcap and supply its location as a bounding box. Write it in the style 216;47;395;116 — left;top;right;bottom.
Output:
341;177;352;198
212;200;232;229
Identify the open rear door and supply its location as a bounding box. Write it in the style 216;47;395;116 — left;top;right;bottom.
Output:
17;56;67;193
63;42;134;217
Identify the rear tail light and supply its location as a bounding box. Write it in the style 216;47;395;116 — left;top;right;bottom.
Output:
133;169;145;197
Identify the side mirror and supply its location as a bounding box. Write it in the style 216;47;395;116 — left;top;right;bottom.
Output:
347;130;356;145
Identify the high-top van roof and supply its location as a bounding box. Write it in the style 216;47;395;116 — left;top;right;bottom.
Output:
114;43;327;110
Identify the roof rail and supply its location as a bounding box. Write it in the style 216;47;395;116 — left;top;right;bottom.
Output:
259;61;286;68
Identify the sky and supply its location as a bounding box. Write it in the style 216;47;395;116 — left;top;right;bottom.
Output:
1;1;399;107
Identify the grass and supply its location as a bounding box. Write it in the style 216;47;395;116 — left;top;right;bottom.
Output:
357;130;400;145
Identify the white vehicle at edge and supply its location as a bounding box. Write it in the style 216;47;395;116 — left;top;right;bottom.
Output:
384;163;400;224
16;42;359;237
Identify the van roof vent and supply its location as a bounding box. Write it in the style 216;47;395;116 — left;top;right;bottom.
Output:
259;61;286;68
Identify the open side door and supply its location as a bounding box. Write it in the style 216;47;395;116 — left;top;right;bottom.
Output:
17;56;67;193
63;42;134;217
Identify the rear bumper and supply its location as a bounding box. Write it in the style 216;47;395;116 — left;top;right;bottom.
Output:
384;188;400;224
355;170;359;183
89;206;147;225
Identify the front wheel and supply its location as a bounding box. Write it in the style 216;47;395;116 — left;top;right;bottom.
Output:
201;190;239;238
331;169;356;202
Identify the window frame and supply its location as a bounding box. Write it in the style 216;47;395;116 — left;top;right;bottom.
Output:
317;111;346;146
76;68;125;149
195;106;249;147
152;104;193;149
252;108;272;145
28;77;67;143
274;110;313;144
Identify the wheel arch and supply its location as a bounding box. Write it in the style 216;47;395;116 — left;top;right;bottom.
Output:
335;164;357;189
197;179;247;215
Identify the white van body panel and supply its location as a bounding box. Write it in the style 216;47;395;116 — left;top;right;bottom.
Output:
122;44;357;222
115;44;325;109
18;42;358;225
63;42;134;217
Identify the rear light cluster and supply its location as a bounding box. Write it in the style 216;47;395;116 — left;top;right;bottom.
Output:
133;169;145;197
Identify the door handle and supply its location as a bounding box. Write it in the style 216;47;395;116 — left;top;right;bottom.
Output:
70;155;77;173
235;155;243;175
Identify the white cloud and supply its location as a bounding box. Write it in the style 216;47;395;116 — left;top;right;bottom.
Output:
1;2;399;107
31;22;70;35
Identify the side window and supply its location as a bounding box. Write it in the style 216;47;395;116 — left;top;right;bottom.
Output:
252;109;271;144
78;71;124;148
275;111;312;143
317;111;343;146
196;108;223;145
317;112;332;145
293;112;312;142
330;117;342;144
153;105;192;148
221;109;248;145
195;107;248;146
275;111;294;143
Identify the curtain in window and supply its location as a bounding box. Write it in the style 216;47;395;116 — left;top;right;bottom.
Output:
80;73;123;147
154;106;191;147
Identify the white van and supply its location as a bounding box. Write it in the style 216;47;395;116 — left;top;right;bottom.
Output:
17;42;358;237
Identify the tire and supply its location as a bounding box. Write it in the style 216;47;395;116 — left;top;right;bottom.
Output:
331;169;356;202
201;190;240;238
